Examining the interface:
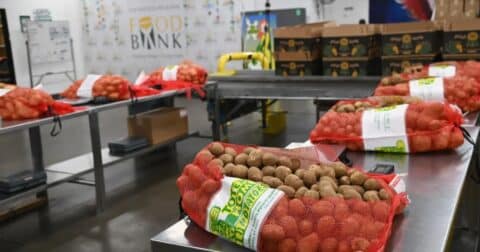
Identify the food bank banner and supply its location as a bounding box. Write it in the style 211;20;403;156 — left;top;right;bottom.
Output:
82;0;247;79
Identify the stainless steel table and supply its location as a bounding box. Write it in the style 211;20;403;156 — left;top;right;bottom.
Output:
151;127;480;252
0;90;188;213
207;71;381;140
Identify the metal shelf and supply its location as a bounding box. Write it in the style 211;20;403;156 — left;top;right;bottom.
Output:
45;131;199;184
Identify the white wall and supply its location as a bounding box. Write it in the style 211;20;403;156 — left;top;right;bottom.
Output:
0;0;369;93
0;0;85;92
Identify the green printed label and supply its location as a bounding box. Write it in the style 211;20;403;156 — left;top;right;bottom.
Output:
428;65;456;77
206;177;284;250
362;104;409;153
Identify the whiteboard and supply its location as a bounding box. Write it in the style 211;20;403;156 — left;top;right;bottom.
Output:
26;21;72;65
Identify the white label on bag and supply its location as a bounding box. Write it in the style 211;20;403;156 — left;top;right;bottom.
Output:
162;65;179;81
389;175;406;194
362;104;409;153
409;77;444;101
134;71;148;85
206;177;284;250
77;74;102;98
428;65;456;77
0;88;11;97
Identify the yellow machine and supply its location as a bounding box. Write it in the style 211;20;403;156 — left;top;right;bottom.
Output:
213;52;270;76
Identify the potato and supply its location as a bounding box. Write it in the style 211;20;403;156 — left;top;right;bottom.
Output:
210;158;224;167
278;156;293;167
319;166;336;178
311;184;320;191
295;187;308;198
219;154;233;164
248;167;263;182
336;193;344;198
350;171;367;185
331;162;348;177
320;176;338;191
262;176;283;188
234;153;248;165
262;166;276;176
363;190;380;201
379;189;390;200
302;170;317;187
291;158;301;171
347;169;356;176
275;166;292;181
262;152;278;166
319;186;337;198
342;189;362;200
338;185;355;194
352;185;365;195
224;147;237;156
278;185;295;198
339;176;351;185
285;174;304;189
243;147;256;155
304;190;320;199
209;142;224;156
364;178;381;190
232;165;248;178
223;163;235;176
295;169;306;179
308;164;322;178
247;150;263;167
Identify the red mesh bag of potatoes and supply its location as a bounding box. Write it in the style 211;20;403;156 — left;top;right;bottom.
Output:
61;75;131;101
177;142;409;252
309;96;464;153
380;60;480;85
140;60;207;98
0;87;75;120
143;60;208;86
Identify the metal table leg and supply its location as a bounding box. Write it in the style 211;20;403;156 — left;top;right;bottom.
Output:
29;126;48;199
211;88;221;141
261;100;267;129
88;111;106;213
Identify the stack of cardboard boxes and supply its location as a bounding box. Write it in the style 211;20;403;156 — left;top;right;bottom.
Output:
274;22;334;76
380;21;441;75
321;24;380;77
442;18;480;61
435;0;479;20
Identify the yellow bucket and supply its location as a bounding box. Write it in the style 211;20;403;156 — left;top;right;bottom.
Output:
263;111;287;135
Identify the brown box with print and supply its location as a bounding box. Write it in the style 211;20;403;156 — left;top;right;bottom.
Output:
128;107;188;145
464;0;480;18
323;57;380;77
381;55;436;76
381;21;440;56
321;24;379;58
274;21;335;60
443;19;480;55
275;51;322;76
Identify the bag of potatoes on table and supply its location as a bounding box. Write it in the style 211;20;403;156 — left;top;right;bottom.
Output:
310;96;465;153
177;142;408;252
376;61;480;112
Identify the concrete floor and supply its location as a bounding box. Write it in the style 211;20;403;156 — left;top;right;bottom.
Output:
0;98;318;252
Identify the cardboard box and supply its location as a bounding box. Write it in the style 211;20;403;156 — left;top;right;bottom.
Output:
381;21;440;56
322;57;380;77
450;0;465;17
274;21;335;60
128;107;188;145
434;0;449;20
321;24;379;58
275;52;322;76
443;19;480;54
464;0;480;17
381;55;436;76
443;53;480;61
